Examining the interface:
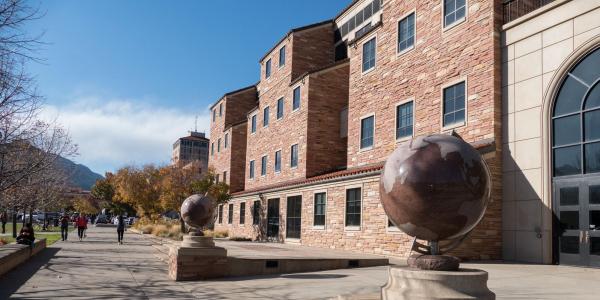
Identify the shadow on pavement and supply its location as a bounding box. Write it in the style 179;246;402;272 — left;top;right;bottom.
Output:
0;247;61;299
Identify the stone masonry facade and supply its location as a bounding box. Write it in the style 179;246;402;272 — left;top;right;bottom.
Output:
210;0;505;260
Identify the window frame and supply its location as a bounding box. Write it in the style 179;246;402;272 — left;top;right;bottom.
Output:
223;171;227;184
277;97;284;120
290;143;299;168
359;114;376;151
344;185;363;230
292;86;301;112
228;203;233;224
261;155;268;177
239;202;246;225
441;0;467;32
279;45;286;68
212;109;216;122
224;132;229;148
249;160;255;180
440;78;468;131
218;204;223;224
395;99;415;142
252;200;261;225
361;35;377;74
263;106;270;127
313;191;327;229
250;114;257;134
265;58;272;79
219;102;223;117
217;138;221;152
397;10;416;56
274;149;282;173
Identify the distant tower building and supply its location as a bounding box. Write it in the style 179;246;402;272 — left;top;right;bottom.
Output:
172;131;209;176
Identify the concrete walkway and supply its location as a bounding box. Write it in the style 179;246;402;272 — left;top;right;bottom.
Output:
0;226;599;299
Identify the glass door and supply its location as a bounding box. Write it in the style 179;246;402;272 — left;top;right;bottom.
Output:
267;198;280;241
554;179;585;266
587;178;600;267
286;196;302;239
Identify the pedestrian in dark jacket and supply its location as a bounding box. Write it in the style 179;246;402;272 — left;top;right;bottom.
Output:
117;215;125;244
60;214;70;241
0;211;7;234
16;223;35;248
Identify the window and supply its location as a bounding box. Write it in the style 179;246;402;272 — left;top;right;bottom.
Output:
251;115;257;133
398;13;415;53
240;202;246;225
215;174;220;184
212;109;216;122
293;87;301;111
275;150;281;172
362;37;376;72
346;188;361;227
228;203;233;224
443;81;466;127
314;192;326;226
253;201;261;225
218;205;223;223
396;101;414;139
263;106;270;127
219;103;223;116
217;138;221;152
223;171;227;184
360;115;374;149
261;155;267;176
340;108;348;138
265;58;272;78
279;46;286;67
277;98;284;119
443;0;466;28
211;143;214;156
290;144;299;168
224;133;229;148
249;160;255;179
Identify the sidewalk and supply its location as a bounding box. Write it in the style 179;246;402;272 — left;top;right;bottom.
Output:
0;226;599;299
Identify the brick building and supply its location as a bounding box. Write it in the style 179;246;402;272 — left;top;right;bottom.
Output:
172;131;209;176
209;0;600;266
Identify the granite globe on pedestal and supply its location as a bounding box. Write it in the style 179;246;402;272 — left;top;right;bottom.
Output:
380;134;492;243
180;194;214;233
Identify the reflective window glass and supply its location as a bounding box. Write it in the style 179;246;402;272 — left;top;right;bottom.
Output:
571;48;600;86
591;237;600;256
584;110;600;141
585;142;600;173
585;82;600;110
560;211;579;230
590;185;600;204
554;145;581;176
590;210;600;230
553;115;581;146
560;187;579;206
560;236;579;254
554;76;588;116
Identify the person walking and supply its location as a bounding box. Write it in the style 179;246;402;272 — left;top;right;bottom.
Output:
1;210;7;234
60;214;70;241
116;215;125;245
76;214;88;241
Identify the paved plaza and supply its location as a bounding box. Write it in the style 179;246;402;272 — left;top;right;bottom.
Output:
0;227;599;299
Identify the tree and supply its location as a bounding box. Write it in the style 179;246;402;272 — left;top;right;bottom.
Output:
73;196;99;215
112;165;162;219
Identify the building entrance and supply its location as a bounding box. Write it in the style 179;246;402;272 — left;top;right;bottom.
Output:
286;196;302;239
267;198;280;241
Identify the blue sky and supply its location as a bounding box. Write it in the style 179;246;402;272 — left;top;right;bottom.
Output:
26;0;349;175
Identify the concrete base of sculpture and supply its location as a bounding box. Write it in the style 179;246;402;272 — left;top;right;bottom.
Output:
168;235;228;281
381;266;495;300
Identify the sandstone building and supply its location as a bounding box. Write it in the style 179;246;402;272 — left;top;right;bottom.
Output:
172;131;210;176
209;0;600;267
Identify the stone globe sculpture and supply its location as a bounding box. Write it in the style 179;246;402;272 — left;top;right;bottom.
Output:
380;133;492;270
181;194;214;236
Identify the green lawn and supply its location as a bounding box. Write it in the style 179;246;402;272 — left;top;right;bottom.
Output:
3;222;63;234
1;232;62;246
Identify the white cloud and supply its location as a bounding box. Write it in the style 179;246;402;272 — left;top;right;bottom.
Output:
42;97;210;175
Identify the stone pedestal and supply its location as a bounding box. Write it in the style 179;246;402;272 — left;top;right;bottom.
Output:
168;236;228;281
381;266;495;300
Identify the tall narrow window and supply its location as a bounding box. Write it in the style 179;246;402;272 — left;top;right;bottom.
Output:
240;202;246;225
223;171;227;184
261;155;267;176
277;98;284;119
275;150;281;172
443;81;466;127
396;101;414;139
346;188;362;227
211;143;214;156
212;109;216;122
215;174;220;184
290;144;299;168
217;138;221;152
314;192;326;226
443;0;466;28
224;133;229;148
228;203;233;224
360;115;374;149
263;106;270;127
398;13;415;53
218;205;223;223
251;115;257;133
219;102;223;116
362;37;376;72
293;87;301;111
265;58;272;78
253;201;261;225
249;160;255;179
279;46;286;67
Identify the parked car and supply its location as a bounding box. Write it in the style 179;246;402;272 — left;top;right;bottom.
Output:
95;214;109;224
127;217;136;225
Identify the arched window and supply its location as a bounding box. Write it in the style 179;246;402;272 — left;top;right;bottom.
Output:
552;48;600;177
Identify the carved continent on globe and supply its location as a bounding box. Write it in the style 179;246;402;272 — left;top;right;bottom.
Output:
380;134;492;242
181;194;214;230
